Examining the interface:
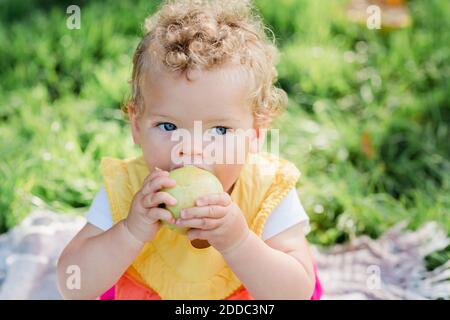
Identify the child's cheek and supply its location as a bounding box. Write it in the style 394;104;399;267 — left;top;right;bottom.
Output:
210;133;251;166
229;132;252;164
214;163;243;193
147;127;172;142
142;128;175;153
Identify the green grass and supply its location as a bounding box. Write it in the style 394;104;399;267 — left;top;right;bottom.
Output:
0;0;449;268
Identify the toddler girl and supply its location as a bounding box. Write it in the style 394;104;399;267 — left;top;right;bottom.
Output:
57;0;322;300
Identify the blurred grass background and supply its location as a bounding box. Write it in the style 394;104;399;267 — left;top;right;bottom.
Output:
0;0;449;268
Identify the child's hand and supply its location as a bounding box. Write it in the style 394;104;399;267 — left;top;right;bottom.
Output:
175;192;250;254
124;167;178;244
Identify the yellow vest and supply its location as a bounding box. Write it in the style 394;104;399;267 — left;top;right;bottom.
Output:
100;151;300;300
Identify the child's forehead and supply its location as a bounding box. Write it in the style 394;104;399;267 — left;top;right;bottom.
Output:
141;64;254;121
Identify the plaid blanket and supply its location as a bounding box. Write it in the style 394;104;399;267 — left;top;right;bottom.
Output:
0;210;448;299
314;221;450;299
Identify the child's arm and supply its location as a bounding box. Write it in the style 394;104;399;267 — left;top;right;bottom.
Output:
56;221;144;300
221;223;316;300
57;167;178;300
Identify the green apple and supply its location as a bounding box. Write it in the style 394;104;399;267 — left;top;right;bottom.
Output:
161;165;224;235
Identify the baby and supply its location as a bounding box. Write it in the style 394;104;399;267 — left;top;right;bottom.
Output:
57;0;322;300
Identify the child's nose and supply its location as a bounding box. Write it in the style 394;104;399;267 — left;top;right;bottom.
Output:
179;148;203;162
171;135;205;165
179;136;204;156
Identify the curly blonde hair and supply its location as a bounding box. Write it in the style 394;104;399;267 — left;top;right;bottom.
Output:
123;0;288;128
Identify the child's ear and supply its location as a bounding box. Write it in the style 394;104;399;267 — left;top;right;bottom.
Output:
249;127;266;153
129;102;141;145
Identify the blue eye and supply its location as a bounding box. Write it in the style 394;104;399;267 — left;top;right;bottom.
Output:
157;122;177;131
213;126;229;135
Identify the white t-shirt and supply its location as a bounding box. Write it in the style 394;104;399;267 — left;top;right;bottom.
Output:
86;186;310;241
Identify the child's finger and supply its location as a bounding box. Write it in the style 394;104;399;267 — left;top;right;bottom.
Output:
175;217;222;230
146;207;176;224
147;168;169;181
196;192;231;207
142;175;175;196
143;191;177;208
181;205;227;219
187;229;208;241
141;169;169;193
